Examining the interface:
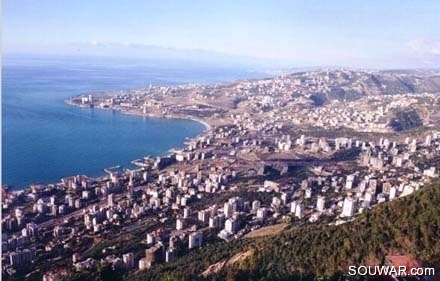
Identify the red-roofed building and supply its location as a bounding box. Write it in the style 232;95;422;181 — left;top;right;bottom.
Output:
385;255;439;280
385;255;422;273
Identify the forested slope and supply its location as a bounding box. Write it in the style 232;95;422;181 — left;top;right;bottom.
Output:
131;182;440;281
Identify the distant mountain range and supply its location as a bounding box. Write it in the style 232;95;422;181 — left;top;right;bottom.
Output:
8;42;290;70
6;44;440;77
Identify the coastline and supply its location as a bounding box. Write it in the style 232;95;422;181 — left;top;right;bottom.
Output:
124;110;212;131
4;99;211;191
65;99;215;163
65;98;212;131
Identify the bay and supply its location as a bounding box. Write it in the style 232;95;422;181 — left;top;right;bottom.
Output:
2;54;263;189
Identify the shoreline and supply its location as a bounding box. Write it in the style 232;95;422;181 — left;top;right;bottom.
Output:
4;100;212;191
65;98;212;131
123;110;212;131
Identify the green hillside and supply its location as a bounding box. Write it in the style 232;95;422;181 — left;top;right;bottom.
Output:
130;182;440;281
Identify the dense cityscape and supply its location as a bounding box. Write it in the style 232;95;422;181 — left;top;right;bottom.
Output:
2;69;440;280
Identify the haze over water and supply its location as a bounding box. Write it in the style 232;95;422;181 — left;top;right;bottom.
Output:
2;55;263;189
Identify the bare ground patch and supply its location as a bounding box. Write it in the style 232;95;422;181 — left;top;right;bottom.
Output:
244;223;288;238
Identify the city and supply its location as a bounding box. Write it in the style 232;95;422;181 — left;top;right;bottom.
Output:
2;69;440;280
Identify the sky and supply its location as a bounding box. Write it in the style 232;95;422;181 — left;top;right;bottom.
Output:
3;0;440;68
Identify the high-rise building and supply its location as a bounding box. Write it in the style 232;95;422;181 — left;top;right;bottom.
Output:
368;179;378;194
122;253;134;269
188;231;203;249
295;204;303;218
345;175;355;189
280;192;289;205
290;201;297;213
305;188;312;198
257;207;267;219
198;210;208;223
183;207;191;219
108;194;114;207
176;218;184;230
9;249;35;266
146;233;155;245
224;202;233;218
389;186;397;200
209;216;217;228
165;248;176;262
316;196;325;212
225;218;238;234
342;197;356;217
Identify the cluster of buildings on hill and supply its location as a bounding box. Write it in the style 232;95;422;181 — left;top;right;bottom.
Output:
2;128;439;278
4;69;440;279
71;69;439;135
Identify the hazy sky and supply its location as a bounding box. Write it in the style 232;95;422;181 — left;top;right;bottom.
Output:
3;0;440;68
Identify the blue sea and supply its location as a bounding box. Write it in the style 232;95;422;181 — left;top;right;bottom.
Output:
2;54;264;189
